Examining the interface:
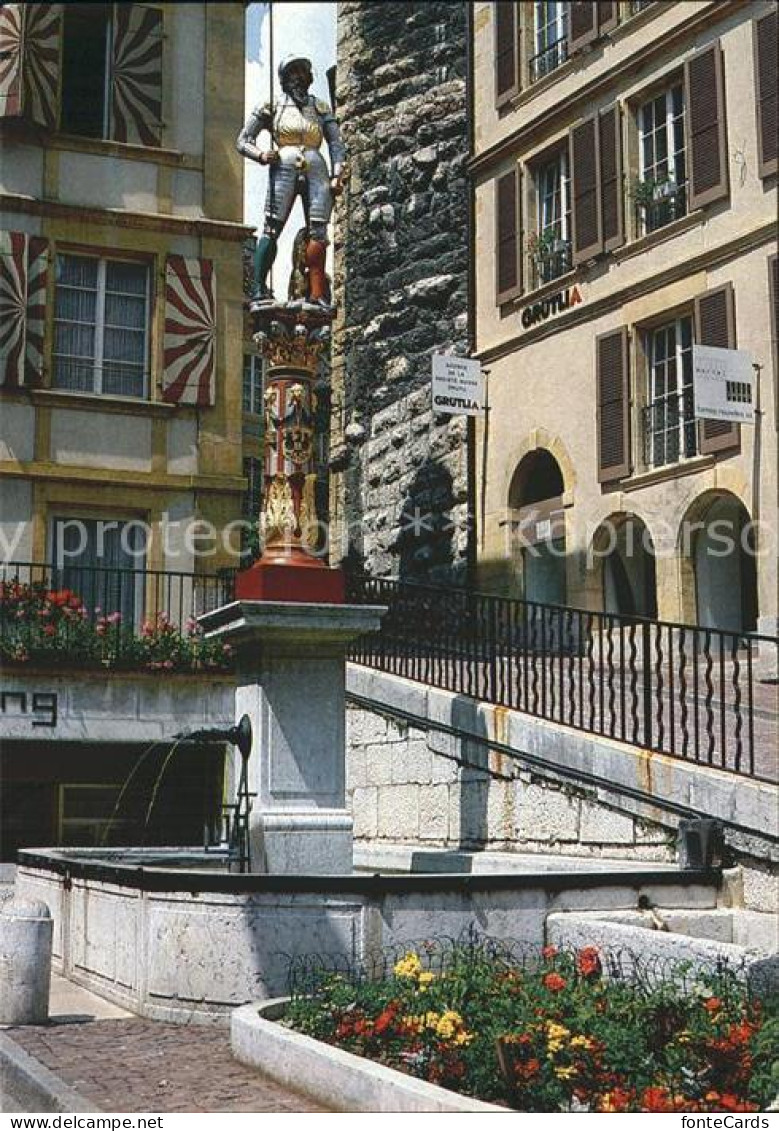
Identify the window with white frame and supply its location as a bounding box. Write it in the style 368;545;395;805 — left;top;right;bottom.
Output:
242;354;263;414
531;2;568;82
532;148;572;284
54;254;150;398
643;316;698;469
637;84;687;234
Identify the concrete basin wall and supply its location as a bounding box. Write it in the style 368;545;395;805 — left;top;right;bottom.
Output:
16;849;719;1025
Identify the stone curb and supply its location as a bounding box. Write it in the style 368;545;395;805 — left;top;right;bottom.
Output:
231;1000;506;1113
0;1032;98;1113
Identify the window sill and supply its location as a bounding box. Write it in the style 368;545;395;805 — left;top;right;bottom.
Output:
506;55;578;112
619;454;716;493
28;388;177;417
519;267;580;305
613;209;705;262
46;132;201;170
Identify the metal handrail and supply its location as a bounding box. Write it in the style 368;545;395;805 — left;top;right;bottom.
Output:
346;574;778;783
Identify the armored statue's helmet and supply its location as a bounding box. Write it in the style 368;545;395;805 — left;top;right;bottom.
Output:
278;56;313;91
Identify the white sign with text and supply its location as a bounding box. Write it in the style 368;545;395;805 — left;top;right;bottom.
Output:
431;354;485;417
692;345;755;424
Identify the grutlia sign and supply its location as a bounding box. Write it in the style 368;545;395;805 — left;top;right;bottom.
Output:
520;284;583;329
431;354;485;416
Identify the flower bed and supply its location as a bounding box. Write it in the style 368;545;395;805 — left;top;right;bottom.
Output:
286;941;778;1112
0;581;232;673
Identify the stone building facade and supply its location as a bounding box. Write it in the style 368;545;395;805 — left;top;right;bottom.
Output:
472;0;777;637
330;1;470;582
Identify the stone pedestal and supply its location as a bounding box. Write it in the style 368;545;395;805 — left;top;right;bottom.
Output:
0;897;52;1024
200;600;384;874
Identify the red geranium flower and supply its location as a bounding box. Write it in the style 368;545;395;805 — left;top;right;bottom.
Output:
543;972;567;992
541;945;558;960
703;997;722;1013
576;946;602;979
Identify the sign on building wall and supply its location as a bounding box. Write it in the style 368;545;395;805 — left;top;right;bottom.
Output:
692;345;756;424
431;354;485;416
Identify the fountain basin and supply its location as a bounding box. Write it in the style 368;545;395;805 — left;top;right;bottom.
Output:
16;847;720;1025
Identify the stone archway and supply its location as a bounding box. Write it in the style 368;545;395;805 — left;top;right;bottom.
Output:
591;513;658;619
508;448;567;605
678;490;758;633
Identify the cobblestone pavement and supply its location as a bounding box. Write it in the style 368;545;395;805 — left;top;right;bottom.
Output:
7;1019;326;1113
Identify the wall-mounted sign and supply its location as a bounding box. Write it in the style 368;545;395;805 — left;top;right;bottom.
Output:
692;345;755;424
520;284;583;330
1;690;58;728
431;354;485;416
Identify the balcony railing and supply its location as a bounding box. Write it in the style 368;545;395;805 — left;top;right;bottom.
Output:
529;241;573;290
642;398;698;469
634;180;688;235
347;574;778;783
529;36;568;83
0;562;235;671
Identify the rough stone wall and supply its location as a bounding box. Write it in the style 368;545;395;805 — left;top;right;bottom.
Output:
346;705;675;861
331;1;470;581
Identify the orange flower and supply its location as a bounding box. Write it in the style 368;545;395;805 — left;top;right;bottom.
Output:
642;1086;675;1113
576;946;602;979
543;972;567;992
541;945;558;960
703;997;722;1013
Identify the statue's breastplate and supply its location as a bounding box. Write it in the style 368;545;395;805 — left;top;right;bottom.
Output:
274;100;323;149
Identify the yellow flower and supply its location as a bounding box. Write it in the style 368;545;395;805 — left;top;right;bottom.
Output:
394;952;423;979
570;1035;594;1051
455;1030;474;1046
546;1022;570;1042
547;1040;564;1055
417;971;435;991
677;1030;692;1045
555;1066;577;1080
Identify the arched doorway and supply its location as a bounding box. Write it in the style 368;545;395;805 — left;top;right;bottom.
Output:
509;449;567;605
596;514;658;619
687;493;757;633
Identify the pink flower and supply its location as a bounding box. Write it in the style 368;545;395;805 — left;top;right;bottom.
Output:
107;611;122;625
43;624;57;637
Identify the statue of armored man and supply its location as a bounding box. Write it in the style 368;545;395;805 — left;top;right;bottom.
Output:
236;56;348;312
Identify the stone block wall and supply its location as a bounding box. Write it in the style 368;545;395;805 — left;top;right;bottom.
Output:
346;706;675;860
331;1;470;581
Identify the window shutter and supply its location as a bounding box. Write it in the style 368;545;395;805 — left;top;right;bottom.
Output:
596;327;631;483
110;4;164;147
495;167;522;305
597;2;619;35
570;116;602;264
0;3;61;129
684;42;729;211
0;231;48;388
569;2;598;53
754;11;778;179
695;282;740;455
599;105;623;253
163;256;216;407
495;2;520;109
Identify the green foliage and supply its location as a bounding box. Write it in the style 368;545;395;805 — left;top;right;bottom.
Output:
287;942;777;1112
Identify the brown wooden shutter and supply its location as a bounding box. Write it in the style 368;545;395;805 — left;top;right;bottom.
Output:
695;282;740;455
754;11;778;179
684;42;729;211
599;105;623;253
111;4;164;147
768;254;777;388
495;2;520;109
0;3;61;128
495;167;522;305
569;2;598;53
570;116;602;264
596;327;631;483
598;2;619;35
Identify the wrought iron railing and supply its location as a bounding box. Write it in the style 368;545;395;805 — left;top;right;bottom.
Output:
529;36;568;83
346;575;778;783
635;182;688;235
0;561;234;637
529;242;573;290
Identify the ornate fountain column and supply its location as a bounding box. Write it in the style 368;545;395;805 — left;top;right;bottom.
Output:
235;305;346;603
